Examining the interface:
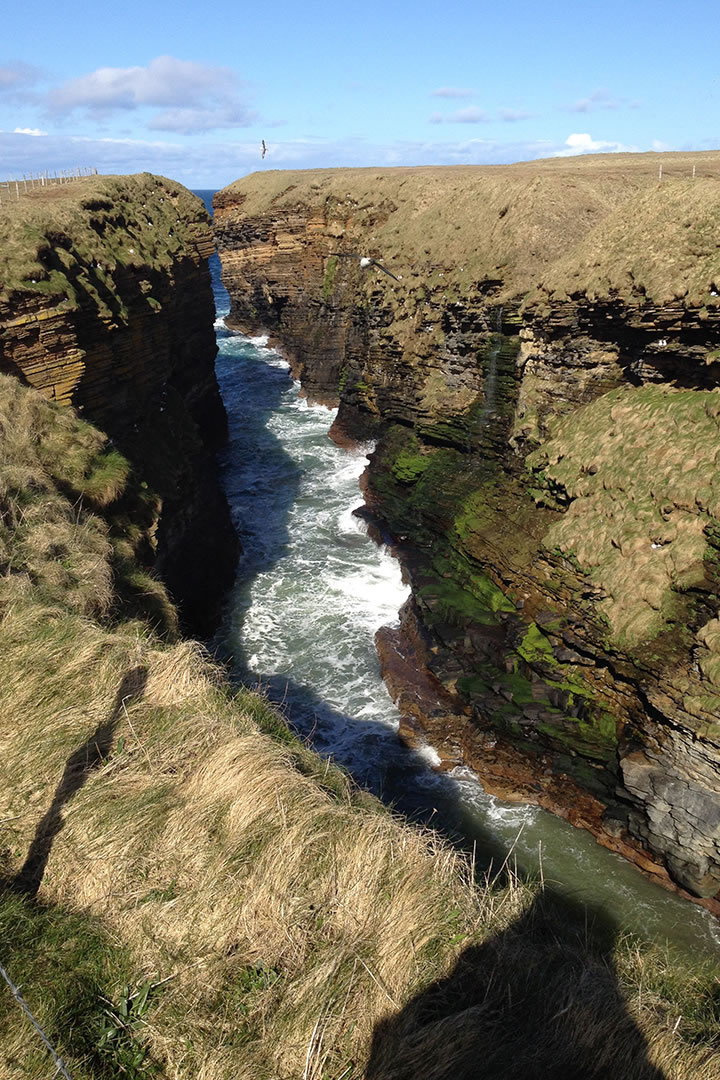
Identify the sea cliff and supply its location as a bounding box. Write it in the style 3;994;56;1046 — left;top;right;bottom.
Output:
214;153;720;903
0;166;717;1079
0;173;238;634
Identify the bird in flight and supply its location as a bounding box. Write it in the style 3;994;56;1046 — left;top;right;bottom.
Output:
261;140;267;159
331;253;402;281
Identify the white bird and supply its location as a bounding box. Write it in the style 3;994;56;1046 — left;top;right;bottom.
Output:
332;253;402;281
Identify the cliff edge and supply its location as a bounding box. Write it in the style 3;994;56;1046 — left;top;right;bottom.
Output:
0;173;238;634
214;153;720;902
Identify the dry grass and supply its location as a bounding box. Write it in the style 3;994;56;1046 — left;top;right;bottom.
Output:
0;376;122;618
0;376;718;1079
0;374;176;634
0;604;518;1078
527;385;720;647
216;150;720;306
2;605;717;1080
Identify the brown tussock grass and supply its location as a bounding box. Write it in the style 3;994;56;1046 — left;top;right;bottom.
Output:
0;604;509;1077
1;603;718;1078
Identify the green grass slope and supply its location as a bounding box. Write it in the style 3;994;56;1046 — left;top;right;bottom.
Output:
0;374;717;1079
0;173;209;311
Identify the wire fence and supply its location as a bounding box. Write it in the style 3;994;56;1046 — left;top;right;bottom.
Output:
0;167;98;204
0;962;73;1079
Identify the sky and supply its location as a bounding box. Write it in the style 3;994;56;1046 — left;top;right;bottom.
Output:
1;0;718;188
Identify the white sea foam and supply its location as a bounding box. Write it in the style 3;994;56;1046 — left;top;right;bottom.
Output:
292;396;336;416
415;744;442;768
338;506;367;535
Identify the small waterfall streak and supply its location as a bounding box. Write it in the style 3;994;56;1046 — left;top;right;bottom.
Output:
479;305;503;429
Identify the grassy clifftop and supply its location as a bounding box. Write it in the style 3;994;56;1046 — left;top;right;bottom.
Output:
0;173;211;313
0;173;237;637
217;151;720;306
0;379;719;1075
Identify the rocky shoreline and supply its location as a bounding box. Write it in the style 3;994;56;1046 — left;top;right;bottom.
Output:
353;476;720;916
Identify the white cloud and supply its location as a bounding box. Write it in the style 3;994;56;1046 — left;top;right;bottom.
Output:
46;56;256;133
553;132;636;157
4;127;660;188
430;106;490;124
0;128;562;186
0;62;41;92
499;108;533;122
13;126;47;136
49;56;231;111
431;87;476;99
568;88;623;113
148;104;257;134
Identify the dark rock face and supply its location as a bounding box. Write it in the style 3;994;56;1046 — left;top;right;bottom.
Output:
213;176;720;907
0;175;238;637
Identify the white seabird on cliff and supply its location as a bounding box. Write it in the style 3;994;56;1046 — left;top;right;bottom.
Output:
332;253;402;281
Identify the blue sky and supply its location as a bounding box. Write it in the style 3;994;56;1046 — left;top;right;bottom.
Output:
1;0;718;187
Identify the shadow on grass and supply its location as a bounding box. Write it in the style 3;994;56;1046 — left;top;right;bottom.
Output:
0;889;138;1079
366;890;666;1080
12;666;147;898
0;667;153;1077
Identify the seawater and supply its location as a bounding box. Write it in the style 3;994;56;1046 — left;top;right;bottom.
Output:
198;192;720;959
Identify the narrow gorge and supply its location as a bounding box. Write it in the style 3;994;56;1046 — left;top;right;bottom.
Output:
213;153;720;909
1;168;719;1080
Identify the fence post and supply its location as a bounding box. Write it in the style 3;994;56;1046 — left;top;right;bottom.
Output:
1;167;98;195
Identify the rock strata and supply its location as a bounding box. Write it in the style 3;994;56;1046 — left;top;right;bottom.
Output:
0;174;238;635
214;156;720;904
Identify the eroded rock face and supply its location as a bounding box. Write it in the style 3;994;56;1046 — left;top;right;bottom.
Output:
214;161;720;903
0;175;238;635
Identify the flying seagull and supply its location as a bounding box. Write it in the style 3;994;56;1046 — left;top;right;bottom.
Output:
261;140;267;159
331;253;402;281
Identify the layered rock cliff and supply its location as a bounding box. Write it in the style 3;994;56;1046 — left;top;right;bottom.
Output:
0;173;238;634
214;153;720;903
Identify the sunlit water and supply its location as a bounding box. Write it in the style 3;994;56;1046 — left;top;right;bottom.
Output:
199;193;720;960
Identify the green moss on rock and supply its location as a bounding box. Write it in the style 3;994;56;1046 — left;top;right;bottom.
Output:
322;254;338;301
391;437;431;484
